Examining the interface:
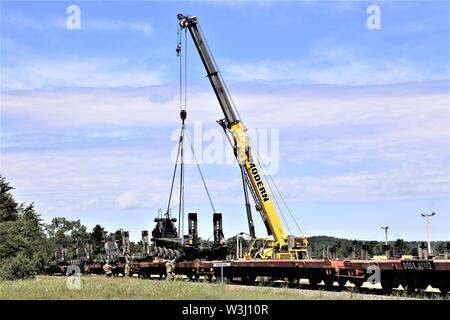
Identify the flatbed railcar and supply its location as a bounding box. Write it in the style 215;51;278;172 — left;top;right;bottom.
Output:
125;258;450;294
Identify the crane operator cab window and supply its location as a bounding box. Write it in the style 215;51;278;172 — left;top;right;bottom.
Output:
247;238;274;259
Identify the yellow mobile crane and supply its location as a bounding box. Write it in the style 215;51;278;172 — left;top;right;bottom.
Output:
178;14;308;260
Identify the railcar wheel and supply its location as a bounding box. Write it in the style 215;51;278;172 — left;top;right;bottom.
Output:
405;283;417;294
323;278;335;289
308;277;319;289
337;278;347;288
352;279;364;289
381;279;393;294
288;277;299;288
241;275;256;285
439;285;449;295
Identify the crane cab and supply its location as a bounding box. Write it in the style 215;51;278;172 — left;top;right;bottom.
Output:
244;237;309;260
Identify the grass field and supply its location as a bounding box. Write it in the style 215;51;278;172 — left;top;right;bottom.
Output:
0;276;410;300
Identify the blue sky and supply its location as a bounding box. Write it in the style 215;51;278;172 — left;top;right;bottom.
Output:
1;1;449;243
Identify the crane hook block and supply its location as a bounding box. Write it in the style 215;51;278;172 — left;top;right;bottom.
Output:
176;45;181;57
180;109;187;120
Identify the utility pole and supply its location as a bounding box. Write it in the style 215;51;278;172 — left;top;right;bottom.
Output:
421;212;436;255
381;226;389;245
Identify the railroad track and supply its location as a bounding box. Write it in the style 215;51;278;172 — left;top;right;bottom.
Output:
48;257;450;298
127;273;449;299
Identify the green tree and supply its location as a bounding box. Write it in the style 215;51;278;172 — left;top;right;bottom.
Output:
45;217;90;259
113;229;123;251
0;176;19;222
130;241;142;254
19;203;49;266
0;176;47;279
91;224;107;256
393;239;408;257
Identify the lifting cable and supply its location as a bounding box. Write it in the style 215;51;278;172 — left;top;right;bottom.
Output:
178;123;185;243
177;21;182;109
165;133;182;217
168;21;217;241
246;138;291;234
178;26;187;242
166;18;182;217
167;20;186;241
184;27;187;109
248;137;305;236
186;133;216;213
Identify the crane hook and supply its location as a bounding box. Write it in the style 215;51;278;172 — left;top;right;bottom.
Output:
176;44;181;57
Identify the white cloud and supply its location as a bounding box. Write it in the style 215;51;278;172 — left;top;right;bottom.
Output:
2;13;153;37
276;168;449;203
0;148;172;211
1;58;163;90
86;19;153;37
1;86;218;128
1;81;448;216
222;46;447;85
3;82;448;130
116;190;141;209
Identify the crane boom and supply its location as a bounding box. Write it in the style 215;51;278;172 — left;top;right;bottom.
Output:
178;14;238;125
178;14;308;259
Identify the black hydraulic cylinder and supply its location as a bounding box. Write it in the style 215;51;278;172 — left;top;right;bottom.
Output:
241;166;255;238
213;213;225;246
122;231;130;254
141;230;149;255
85;241;93;260
445;243;450;259
188;213;198;247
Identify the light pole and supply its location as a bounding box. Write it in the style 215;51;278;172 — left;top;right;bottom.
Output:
421;212;436;255
381;226;389;245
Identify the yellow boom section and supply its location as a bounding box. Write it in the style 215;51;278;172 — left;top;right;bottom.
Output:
229;122;287;245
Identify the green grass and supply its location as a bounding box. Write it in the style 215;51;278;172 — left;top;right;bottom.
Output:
0;276;364;300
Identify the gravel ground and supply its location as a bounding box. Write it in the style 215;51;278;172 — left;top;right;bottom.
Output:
224;284;413;300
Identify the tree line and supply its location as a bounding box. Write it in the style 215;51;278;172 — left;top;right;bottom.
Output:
0;175;141;280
